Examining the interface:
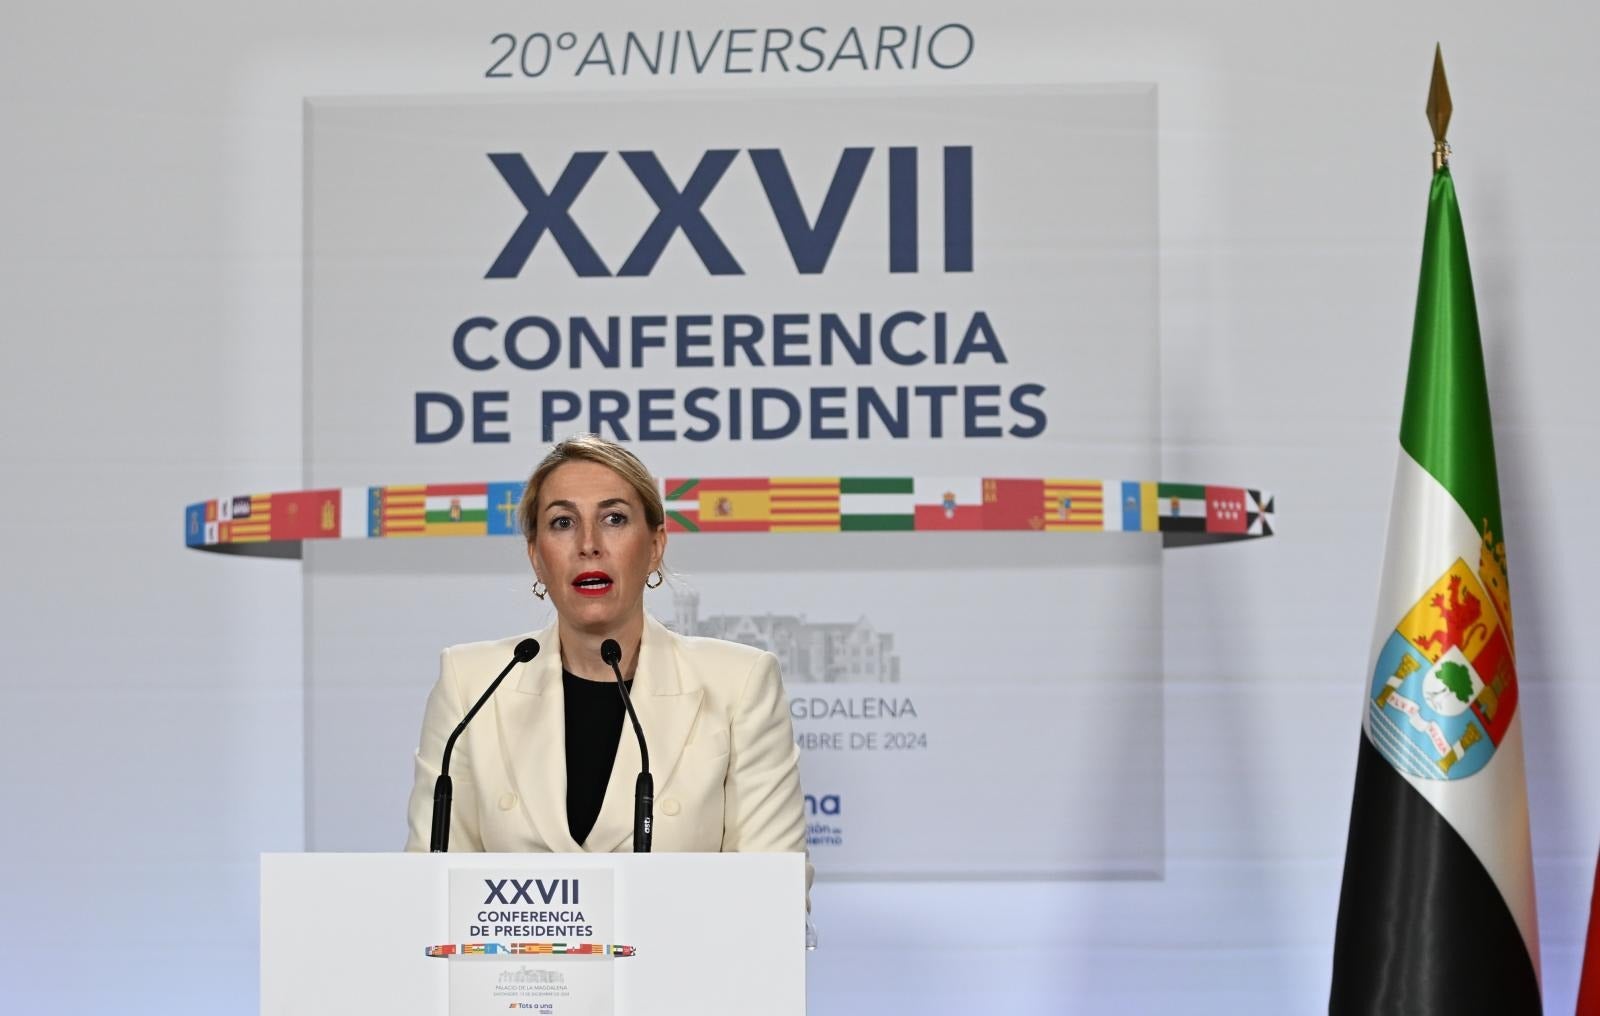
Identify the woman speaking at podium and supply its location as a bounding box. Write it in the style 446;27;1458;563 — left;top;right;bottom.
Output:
404;435;807;865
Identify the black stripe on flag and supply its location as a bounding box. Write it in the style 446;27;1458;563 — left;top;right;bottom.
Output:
1330;733;1541;1014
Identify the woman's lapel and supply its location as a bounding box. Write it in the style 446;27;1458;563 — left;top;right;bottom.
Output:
494;621;581;852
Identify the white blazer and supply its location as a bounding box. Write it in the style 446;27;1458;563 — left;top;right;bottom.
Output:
405;614;807;865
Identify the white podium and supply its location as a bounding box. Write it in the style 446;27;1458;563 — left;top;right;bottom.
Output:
261;852;806;1016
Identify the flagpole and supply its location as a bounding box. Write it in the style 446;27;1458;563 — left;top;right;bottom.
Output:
1329;46;1543;1013
1428;44;1452;171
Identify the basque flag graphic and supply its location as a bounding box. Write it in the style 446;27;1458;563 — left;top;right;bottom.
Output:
1329;152;1540;1006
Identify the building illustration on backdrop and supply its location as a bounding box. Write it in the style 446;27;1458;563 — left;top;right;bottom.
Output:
671;589;900;684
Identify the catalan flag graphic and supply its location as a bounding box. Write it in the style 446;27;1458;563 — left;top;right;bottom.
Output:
1042;479;1104;531
771;478;841;532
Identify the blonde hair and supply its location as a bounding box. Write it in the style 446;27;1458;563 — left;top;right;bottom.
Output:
517;435;665;541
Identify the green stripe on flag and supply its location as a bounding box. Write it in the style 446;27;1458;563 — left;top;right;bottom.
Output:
425;509;487;523
1156;483;1206;499
666;509;699;532
841;514;915;531
840;477;914;494
1399;168;1503;542
665;478;699;501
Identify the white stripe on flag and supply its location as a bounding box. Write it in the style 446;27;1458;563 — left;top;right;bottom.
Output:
1169;497;1206;518
1366;452;1483;681
1101;480;1121;531
840;493;914;515
1368;450;1539;969
914;477;982;505
341;487;368;539
426;494;487;512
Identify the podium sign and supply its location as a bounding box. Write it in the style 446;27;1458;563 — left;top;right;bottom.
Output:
444;868;617;1016
262;853;804;1016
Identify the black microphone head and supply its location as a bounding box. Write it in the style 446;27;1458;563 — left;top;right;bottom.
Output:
513;638;540;663
600;639;622;666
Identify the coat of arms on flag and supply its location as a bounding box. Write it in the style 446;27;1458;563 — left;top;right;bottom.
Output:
1367;526;1517;782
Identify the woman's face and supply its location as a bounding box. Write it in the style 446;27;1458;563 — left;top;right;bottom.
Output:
526;460;665;637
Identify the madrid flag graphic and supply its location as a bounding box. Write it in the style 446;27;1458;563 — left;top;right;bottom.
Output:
1329;146;1541;1009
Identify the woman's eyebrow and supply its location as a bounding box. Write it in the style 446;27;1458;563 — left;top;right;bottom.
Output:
543;497;632;513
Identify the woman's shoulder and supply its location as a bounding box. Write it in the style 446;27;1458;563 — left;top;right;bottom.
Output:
668;629;771;663
439;629;548;687
652;618;775;680
443;629;546;661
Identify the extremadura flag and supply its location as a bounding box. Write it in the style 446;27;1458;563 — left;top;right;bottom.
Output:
1329;166;1541;1012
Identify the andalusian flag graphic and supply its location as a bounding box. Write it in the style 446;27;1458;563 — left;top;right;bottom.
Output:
840;477;914;531
1330;158;1541;1007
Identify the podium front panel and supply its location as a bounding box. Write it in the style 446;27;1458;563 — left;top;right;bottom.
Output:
261;852;805;1016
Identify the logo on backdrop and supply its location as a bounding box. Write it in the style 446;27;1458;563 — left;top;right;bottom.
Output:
805;792;844;848
417;141;1049;446
485;147;972;278
1366;526;1518;781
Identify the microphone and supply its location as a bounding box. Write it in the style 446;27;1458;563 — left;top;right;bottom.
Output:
601;638;653;853
430;637;540;852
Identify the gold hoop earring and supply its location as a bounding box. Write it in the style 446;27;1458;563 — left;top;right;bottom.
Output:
646;569;664;589
531;581;547;600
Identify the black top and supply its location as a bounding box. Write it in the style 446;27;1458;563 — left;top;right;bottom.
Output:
562;670;630;846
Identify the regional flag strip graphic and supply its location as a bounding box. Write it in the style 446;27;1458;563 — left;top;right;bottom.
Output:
1329;85;1541;1014
185;477;1275;555
424;942;636;959
661;477;1274;536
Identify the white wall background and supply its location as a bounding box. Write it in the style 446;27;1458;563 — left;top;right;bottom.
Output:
2;1;1598;1013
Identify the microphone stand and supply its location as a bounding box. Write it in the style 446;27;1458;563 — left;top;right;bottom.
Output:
601;638;653;852
430;638;540;852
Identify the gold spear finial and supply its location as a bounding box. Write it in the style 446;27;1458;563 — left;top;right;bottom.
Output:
1427;44;1453;170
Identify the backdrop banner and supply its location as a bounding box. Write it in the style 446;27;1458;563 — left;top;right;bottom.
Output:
304;86;1162;877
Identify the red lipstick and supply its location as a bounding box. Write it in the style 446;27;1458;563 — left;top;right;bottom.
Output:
572;571;614;597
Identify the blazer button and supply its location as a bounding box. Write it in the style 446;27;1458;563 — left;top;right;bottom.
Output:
660;798;681;817
498;792;517;811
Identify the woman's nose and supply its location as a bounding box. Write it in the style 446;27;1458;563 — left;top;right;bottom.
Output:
577;522;601;556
